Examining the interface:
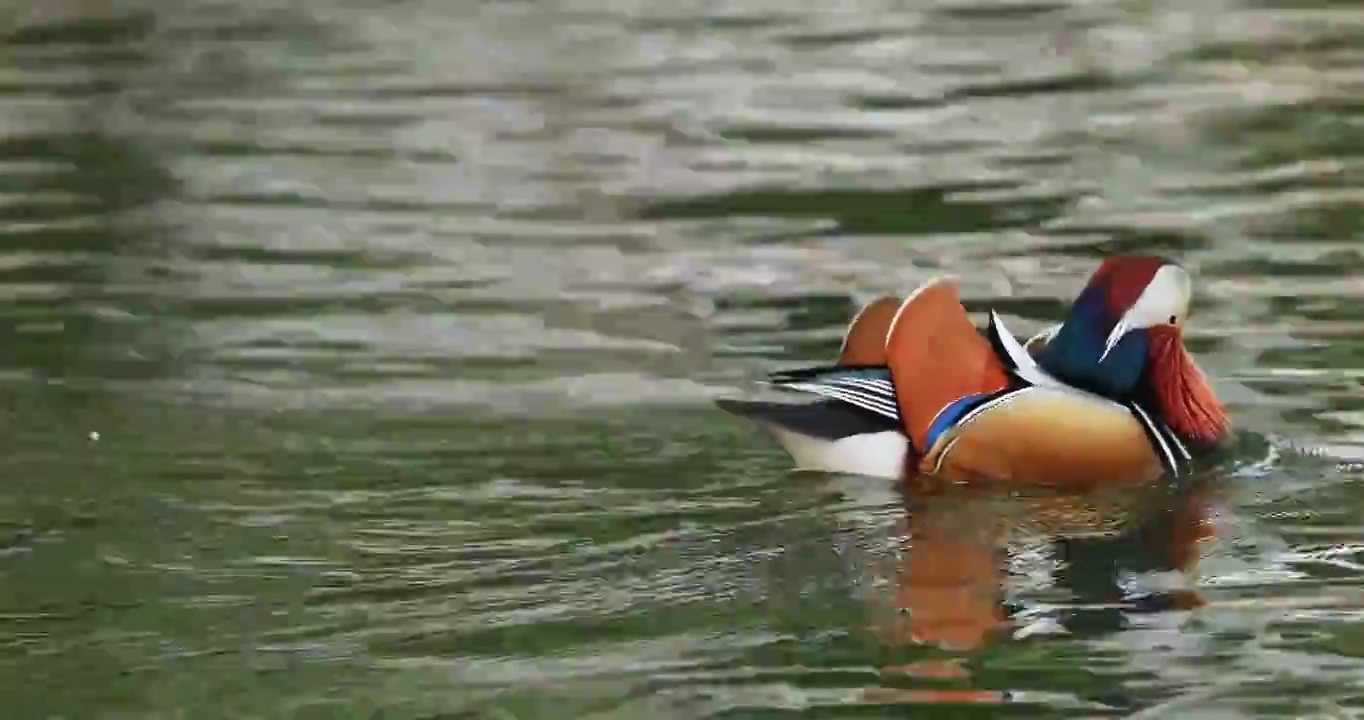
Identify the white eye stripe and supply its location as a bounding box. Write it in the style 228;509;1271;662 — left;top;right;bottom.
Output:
1115;265;1192;333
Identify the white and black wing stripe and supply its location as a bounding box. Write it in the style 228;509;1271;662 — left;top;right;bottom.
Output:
768;373;901;422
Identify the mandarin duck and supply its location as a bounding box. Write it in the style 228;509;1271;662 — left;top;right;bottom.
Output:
718;256;1231;488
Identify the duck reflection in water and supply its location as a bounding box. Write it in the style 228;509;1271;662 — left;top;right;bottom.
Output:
862;472;1219;706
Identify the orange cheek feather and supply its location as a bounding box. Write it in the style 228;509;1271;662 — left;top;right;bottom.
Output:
1148;327;1229;444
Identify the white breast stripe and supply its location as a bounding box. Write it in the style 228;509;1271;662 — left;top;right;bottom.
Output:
1164;425;1191;460
920;388;1031;471
786;383;900;420
922;397;960;444
930;436;962;475
1128;403;1178;476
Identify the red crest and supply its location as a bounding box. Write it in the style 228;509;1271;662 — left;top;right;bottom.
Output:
1087;256;1168;313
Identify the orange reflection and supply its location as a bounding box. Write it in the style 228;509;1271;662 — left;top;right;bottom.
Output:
868;473;1219;703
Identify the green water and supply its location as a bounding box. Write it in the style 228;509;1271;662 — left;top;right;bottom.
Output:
2;2;1364;718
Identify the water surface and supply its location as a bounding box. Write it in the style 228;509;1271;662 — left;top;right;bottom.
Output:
1;1;1363;718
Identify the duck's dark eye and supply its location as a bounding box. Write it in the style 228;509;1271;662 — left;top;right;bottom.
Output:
1168;315;1178;325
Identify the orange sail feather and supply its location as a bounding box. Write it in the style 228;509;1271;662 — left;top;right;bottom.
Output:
883;278;1010;451
838;295;901;366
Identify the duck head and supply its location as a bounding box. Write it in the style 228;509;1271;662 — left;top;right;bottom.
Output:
1036;255;1229;444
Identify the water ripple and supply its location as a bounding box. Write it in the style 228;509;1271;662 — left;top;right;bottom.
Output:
0;0;1362;717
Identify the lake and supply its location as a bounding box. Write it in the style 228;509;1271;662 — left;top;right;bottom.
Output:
1;1;1363;718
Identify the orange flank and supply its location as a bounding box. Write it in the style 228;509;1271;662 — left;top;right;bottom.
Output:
838;295;901;365
884;278;1010;452
923;390;1166;487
